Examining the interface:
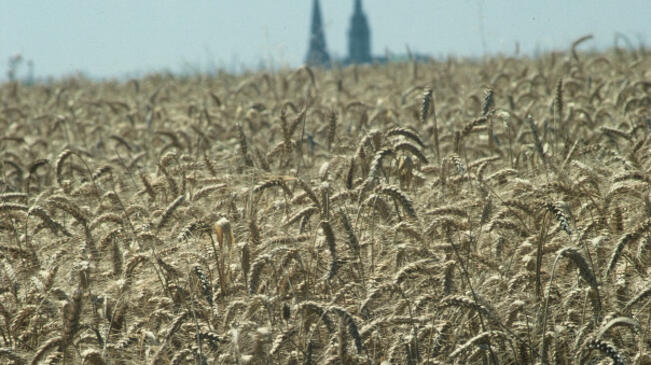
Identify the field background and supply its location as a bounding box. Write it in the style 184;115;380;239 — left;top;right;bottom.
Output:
0;44;649;364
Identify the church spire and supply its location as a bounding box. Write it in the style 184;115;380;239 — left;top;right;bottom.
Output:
348;0;371;64
305;0;330;67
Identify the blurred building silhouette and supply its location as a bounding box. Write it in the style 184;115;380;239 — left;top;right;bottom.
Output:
347;0;371;64
305;0;330;67
305;0;429;67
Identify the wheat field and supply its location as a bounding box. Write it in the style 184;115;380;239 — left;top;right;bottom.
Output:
0;42;649;364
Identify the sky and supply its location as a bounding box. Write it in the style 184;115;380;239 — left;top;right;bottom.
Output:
1;0;649;81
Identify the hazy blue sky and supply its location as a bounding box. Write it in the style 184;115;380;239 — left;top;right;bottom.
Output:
1;0;648;80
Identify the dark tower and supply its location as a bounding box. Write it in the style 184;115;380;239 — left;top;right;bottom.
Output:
305;0;330;67
347;0;371;64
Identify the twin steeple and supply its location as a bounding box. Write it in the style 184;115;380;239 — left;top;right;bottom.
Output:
305;0;372;67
